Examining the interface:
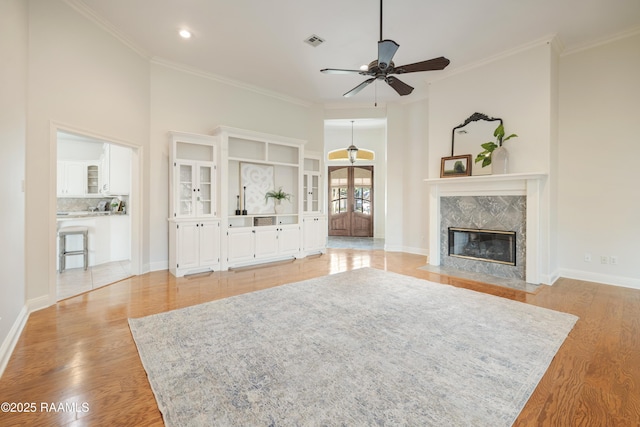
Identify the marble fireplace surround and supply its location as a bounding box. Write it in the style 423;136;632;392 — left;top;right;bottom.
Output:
425;173;547;284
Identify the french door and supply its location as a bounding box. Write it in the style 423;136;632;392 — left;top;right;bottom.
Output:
328;166;373;237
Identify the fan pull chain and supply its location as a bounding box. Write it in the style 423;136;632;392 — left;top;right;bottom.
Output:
375;80;378;107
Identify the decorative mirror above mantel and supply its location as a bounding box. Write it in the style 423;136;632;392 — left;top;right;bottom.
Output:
451;112;502;176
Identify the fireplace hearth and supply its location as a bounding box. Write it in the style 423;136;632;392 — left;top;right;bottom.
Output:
448;227;516;266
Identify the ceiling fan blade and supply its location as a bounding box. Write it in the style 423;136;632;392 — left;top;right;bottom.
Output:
394;56;450;74
385;76;414;96
343;78;376;97
378;39;399;70
321;68;364;75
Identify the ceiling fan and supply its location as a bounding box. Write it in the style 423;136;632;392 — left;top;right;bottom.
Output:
320;0;450;98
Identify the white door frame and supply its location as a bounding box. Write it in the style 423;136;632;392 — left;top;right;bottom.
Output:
49;122;143;305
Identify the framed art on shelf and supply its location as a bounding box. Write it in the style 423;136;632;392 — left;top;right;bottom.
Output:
440;155;472;178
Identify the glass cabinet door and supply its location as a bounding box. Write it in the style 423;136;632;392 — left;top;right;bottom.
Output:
198;165;213;216
310;174;319;212
303;172;320;213
178;163;194;216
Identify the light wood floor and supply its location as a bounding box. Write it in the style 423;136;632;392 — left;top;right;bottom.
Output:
1;249;639;426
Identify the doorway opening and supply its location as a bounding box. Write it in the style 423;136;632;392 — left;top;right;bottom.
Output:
55;130;136;300
328;166;374;237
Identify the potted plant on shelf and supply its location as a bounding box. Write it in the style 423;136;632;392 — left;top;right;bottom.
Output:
264;187;291;214
475;123;518;174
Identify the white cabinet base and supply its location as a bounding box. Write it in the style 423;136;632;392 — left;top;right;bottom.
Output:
169;219;220;277
224;225;301;270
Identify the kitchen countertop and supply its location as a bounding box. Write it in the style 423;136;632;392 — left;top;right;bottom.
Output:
57;211;128;219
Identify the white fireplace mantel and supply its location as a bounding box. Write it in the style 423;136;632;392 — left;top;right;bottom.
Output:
424;172;548;284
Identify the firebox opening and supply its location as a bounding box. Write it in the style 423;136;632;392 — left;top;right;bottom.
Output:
448;227;516;266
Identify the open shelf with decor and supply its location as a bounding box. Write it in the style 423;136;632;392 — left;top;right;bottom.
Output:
214;126;305;269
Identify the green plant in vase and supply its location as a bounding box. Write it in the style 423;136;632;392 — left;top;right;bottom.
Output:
265;187;291;214
475;123;518;168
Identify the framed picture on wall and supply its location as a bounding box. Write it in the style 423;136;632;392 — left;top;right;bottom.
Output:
440;155;472;178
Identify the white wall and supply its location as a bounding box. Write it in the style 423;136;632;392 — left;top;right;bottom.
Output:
148;63;324;270
401;99;430;255
0;0;28;376
557;32;640;288
26;0;150;303
385;104;407;251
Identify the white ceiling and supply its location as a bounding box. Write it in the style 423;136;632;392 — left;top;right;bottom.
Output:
73;0;640;107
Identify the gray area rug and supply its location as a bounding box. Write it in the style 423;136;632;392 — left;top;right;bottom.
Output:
129;268;578;426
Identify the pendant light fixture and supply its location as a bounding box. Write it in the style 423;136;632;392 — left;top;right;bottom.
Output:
347;120;359;164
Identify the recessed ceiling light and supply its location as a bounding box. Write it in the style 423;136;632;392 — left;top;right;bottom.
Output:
179;29;192;39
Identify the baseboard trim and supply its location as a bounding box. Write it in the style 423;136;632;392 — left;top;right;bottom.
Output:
401;246;429;256
0;305;29;378
149;261;168;272
557;268;640;290
26;295;50;313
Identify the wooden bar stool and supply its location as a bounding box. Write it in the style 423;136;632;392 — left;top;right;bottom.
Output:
58;226;89;272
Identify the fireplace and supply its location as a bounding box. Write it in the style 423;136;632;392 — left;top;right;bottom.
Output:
448;227;516;266
425;172;547;284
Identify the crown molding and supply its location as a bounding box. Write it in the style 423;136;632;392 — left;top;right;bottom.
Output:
561;25;640;56
427;35;560;84
150;57;315;108
61;0;150;59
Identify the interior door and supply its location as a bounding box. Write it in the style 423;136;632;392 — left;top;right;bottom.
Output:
328;166;373;237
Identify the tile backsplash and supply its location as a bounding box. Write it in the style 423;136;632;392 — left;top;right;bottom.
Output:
57;196;129;213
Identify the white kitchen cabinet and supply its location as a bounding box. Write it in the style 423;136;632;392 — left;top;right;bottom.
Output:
169;220;220;277
86;164;100;195
303;215;327;254
110;215;131;261
101;143;131;195
57;161;86;196
56;215;131;270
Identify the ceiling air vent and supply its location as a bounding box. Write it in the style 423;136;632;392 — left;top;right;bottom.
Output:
304;34;325;47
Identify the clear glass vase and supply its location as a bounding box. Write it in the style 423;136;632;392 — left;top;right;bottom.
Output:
492;146;509;174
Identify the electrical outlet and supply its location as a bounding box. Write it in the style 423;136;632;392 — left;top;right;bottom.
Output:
600;256;608;264
584;253;592;262
610;256;618;265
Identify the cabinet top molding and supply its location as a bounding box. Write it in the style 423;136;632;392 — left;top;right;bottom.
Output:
212;126;307;147
168;130;215;143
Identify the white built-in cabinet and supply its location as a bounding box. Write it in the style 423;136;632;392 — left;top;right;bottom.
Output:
168;132;220;277
168;127;326;274
214;126;307;269
171;220;220;274
302;152;327;255
303;216;327;254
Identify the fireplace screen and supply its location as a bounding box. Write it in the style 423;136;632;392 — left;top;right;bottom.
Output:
448;227;516;266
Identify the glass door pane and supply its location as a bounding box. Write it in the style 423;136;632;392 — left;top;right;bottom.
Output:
198;165;213;215
311;175;319;212
179;163;194;216
330;168;348;214
303;174;309;212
